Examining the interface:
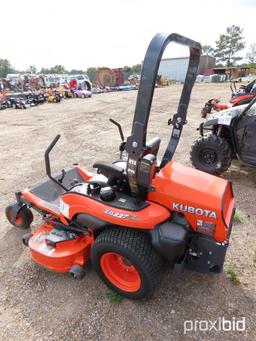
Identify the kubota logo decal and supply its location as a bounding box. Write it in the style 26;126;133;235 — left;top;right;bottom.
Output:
172;203;217;219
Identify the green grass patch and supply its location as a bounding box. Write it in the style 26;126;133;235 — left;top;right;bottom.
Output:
233;211;243;223
227;265;241;285
106;290;123;304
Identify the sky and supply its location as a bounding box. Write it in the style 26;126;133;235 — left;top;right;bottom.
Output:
1;0;255;72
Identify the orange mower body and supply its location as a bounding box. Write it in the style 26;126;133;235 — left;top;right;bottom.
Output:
6;32;236;299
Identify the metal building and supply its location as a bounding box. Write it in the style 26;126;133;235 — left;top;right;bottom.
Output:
158;57;189;82
158;55;216;81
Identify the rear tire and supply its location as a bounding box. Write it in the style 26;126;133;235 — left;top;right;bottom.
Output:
190;134;232;175
90;227;164;299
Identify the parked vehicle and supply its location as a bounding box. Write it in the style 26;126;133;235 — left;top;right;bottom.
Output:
73;89;92;98
0;99;11;110
68;75;92;91
46;91;62;103
12;97;30;109
191;97;256;174
201;79;256;118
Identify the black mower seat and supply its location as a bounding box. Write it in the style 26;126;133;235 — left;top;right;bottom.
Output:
93;162;124;179
89;160;128;187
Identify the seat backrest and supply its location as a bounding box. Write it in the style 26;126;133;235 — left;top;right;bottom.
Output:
144;137;161;157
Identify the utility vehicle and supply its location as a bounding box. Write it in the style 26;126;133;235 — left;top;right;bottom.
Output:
191;97;256;175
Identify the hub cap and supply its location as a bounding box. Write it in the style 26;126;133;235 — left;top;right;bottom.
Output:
100;252;141;292
7;210;22;225
200;148;217;165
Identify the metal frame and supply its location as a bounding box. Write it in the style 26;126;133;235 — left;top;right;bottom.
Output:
125;32;201;196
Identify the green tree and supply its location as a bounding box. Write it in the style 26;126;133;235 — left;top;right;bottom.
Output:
40;66;67;74
131;64;142;74
123;65;132;80
46;65;67;74
40;67;50;74
27;65;37;74
214;25;245;66
202;45;214;56
70;69;85;75
0;58;14;77
246;43;256;64
86;67;97;82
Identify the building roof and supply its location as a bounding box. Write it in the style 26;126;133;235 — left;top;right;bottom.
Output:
161;55;215;62
213;66;251;70
161;56;189;61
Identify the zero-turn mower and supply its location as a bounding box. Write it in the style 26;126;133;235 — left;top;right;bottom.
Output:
6;33;235;299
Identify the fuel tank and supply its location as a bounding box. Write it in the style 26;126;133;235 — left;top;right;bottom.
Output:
148;161;235;243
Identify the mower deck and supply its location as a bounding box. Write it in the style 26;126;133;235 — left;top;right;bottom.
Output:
28;222;93;272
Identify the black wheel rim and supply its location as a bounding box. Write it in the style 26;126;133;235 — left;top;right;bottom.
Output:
199;148;217;165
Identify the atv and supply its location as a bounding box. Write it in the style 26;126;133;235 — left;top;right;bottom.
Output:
201;79;256;118
59;86;74;98
5;33;235;299
0;98;11;110
12;95;31;109
191;96;256;175
46;90;62;103
28;92;45;106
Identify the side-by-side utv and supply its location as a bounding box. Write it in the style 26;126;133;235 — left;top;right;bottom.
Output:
6;33;235;299
191;97;256;175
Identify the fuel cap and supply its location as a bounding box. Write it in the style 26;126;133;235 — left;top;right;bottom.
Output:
100;186;116;201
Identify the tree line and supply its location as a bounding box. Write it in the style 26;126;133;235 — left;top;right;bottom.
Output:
1;25;256;79
0;61;142;82
202;25;256;67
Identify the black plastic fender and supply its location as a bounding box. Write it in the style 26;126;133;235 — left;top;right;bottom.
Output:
150;220;189;265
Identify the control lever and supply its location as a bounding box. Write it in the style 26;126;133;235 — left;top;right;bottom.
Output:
44;135;68;191
109;118;125;141
109;118;126;158
58;169;66;183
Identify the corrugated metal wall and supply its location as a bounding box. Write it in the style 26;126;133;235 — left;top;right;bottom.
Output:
158;58;189;82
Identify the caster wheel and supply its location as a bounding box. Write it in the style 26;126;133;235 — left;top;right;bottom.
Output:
70;264;85;280
5;204;33;229
23;233;32;246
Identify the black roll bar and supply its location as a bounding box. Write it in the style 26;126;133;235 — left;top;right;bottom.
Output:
125;33;201;196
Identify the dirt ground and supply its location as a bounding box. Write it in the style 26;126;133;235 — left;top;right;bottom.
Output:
0;84;255;341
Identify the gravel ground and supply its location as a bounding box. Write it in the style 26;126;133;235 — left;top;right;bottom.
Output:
0;84;255;340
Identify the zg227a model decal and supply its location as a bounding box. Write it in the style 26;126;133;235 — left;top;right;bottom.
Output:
104;209;129;219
